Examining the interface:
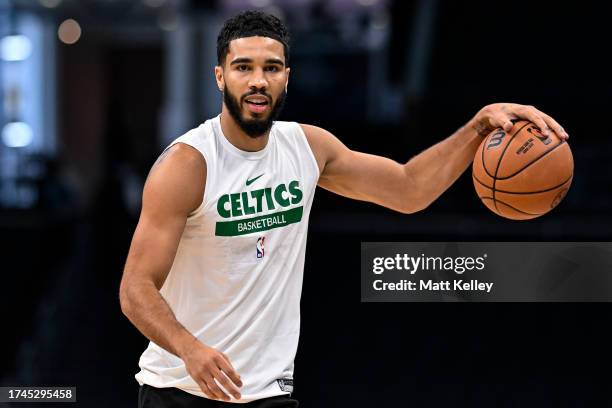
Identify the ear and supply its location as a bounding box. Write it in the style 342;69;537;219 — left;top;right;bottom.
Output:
215;65;224;91
285;67;290;93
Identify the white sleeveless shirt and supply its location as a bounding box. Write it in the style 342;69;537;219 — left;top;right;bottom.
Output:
135;115;319;403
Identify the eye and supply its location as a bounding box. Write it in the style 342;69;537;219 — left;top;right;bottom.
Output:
237;65;250;72
265;66;279;72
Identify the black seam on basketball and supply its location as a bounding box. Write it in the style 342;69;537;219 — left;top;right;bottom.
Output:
491;122;531;212
480;128;510;179
480;197;543;216
474;173;573;194
495;140;566;180
473;173;493;189
481;135;496;179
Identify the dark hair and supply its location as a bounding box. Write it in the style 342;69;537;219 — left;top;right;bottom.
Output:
217;10;290;66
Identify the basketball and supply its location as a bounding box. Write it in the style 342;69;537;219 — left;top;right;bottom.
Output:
472;120;573;220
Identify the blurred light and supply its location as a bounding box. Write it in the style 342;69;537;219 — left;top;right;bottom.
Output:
58;19;82;44
143;0;166;7
158;11;178;31
2;122;33;148
249;0;271;7
39;0;63;8
356;0;379;6
0;35;32;62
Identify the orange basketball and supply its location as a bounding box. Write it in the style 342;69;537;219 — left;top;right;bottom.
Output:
472;120;573;220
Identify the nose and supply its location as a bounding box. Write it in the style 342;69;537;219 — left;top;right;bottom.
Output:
247;67;268;90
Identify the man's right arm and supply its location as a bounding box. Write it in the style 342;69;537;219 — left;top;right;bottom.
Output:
119;143;242;401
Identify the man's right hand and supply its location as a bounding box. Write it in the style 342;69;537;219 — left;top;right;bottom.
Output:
181;338;243;401
120;144;244;401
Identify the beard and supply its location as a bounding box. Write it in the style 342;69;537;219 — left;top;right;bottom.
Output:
223;85;287;138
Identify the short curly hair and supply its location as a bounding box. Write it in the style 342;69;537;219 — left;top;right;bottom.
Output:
217;10;290;67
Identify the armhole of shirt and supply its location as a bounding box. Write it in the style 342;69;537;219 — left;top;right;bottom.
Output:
164;140;210;219
294;123;321;180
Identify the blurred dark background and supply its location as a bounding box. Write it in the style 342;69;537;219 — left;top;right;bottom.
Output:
1;0;611;406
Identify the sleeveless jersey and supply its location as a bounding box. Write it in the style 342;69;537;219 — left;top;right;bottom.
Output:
135;115;319;403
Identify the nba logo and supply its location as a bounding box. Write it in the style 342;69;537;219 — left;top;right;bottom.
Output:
256;237;265;259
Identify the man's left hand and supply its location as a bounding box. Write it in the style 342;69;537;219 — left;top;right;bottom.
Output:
471;103;569;140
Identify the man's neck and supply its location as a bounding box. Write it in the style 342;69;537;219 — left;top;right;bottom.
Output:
219;108;270;152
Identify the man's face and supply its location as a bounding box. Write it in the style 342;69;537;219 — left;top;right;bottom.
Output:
216;36;290;138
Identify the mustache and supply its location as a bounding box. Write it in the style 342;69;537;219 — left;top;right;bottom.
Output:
241;90;272;102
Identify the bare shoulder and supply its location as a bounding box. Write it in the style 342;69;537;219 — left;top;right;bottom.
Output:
299;123;334;147
299;123;345;174
144;143;207;216
151;143;205;171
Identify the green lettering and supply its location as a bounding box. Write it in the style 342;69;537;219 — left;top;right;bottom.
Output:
274;184;290;207
215;206;304;236
217;194;231;218
264;187;275;211
288;180;303;204
230;193;243;217
251;189;265;212
241;192;256;215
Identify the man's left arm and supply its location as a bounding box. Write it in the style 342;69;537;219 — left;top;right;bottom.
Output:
302;103;568;214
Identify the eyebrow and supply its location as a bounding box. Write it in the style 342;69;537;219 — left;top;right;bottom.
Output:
230;57;285;67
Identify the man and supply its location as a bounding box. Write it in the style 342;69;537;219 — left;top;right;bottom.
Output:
119;10;568;408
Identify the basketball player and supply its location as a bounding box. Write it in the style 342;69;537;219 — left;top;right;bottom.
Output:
119;10;568;408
